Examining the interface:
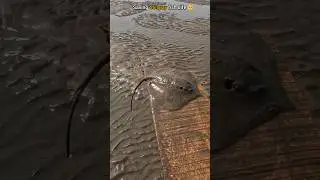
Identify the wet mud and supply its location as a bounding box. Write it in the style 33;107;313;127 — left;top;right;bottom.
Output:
110;1;146;17
110;32;209;179
0;0;211;178
0;0;108;179
110;0;209;179
110;31;209;93
133;13;209;35
173;0;209;6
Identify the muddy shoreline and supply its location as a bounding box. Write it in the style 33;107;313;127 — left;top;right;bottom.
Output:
1;0;320;179
0;0;109;179
0;0;210;179
110;0;209;179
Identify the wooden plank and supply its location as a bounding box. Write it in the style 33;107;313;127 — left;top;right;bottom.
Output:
152;96;210;179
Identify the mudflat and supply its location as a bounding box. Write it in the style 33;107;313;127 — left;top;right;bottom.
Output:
0;0;109;179
1;0;320;179
110;1;210;179
0;0;210;179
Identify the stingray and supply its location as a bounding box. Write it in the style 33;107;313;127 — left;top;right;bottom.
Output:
130;68;210;112
65;27;209;157
212;30;295;152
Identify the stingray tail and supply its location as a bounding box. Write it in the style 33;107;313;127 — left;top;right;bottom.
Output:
131;77;155;111
66;55;109;158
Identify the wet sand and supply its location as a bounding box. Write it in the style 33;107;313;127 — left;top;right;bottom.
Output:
0;0;108;179
0;0;210;179
2;0;320;179
110;0;209;179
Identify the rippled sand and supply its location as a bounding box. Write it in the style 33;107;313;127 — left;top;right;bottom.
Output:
133;13;209;35
0;0;109;179
2;0;320;179
0;0;210;178
110;0;209;179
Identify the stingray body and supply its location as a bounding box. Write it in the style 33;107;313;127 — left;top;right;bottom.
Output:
131;68;208;111
212;30;295;151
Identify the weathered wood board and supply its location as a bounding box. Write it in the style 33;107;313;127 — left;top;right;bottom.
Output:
152;96;210;179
